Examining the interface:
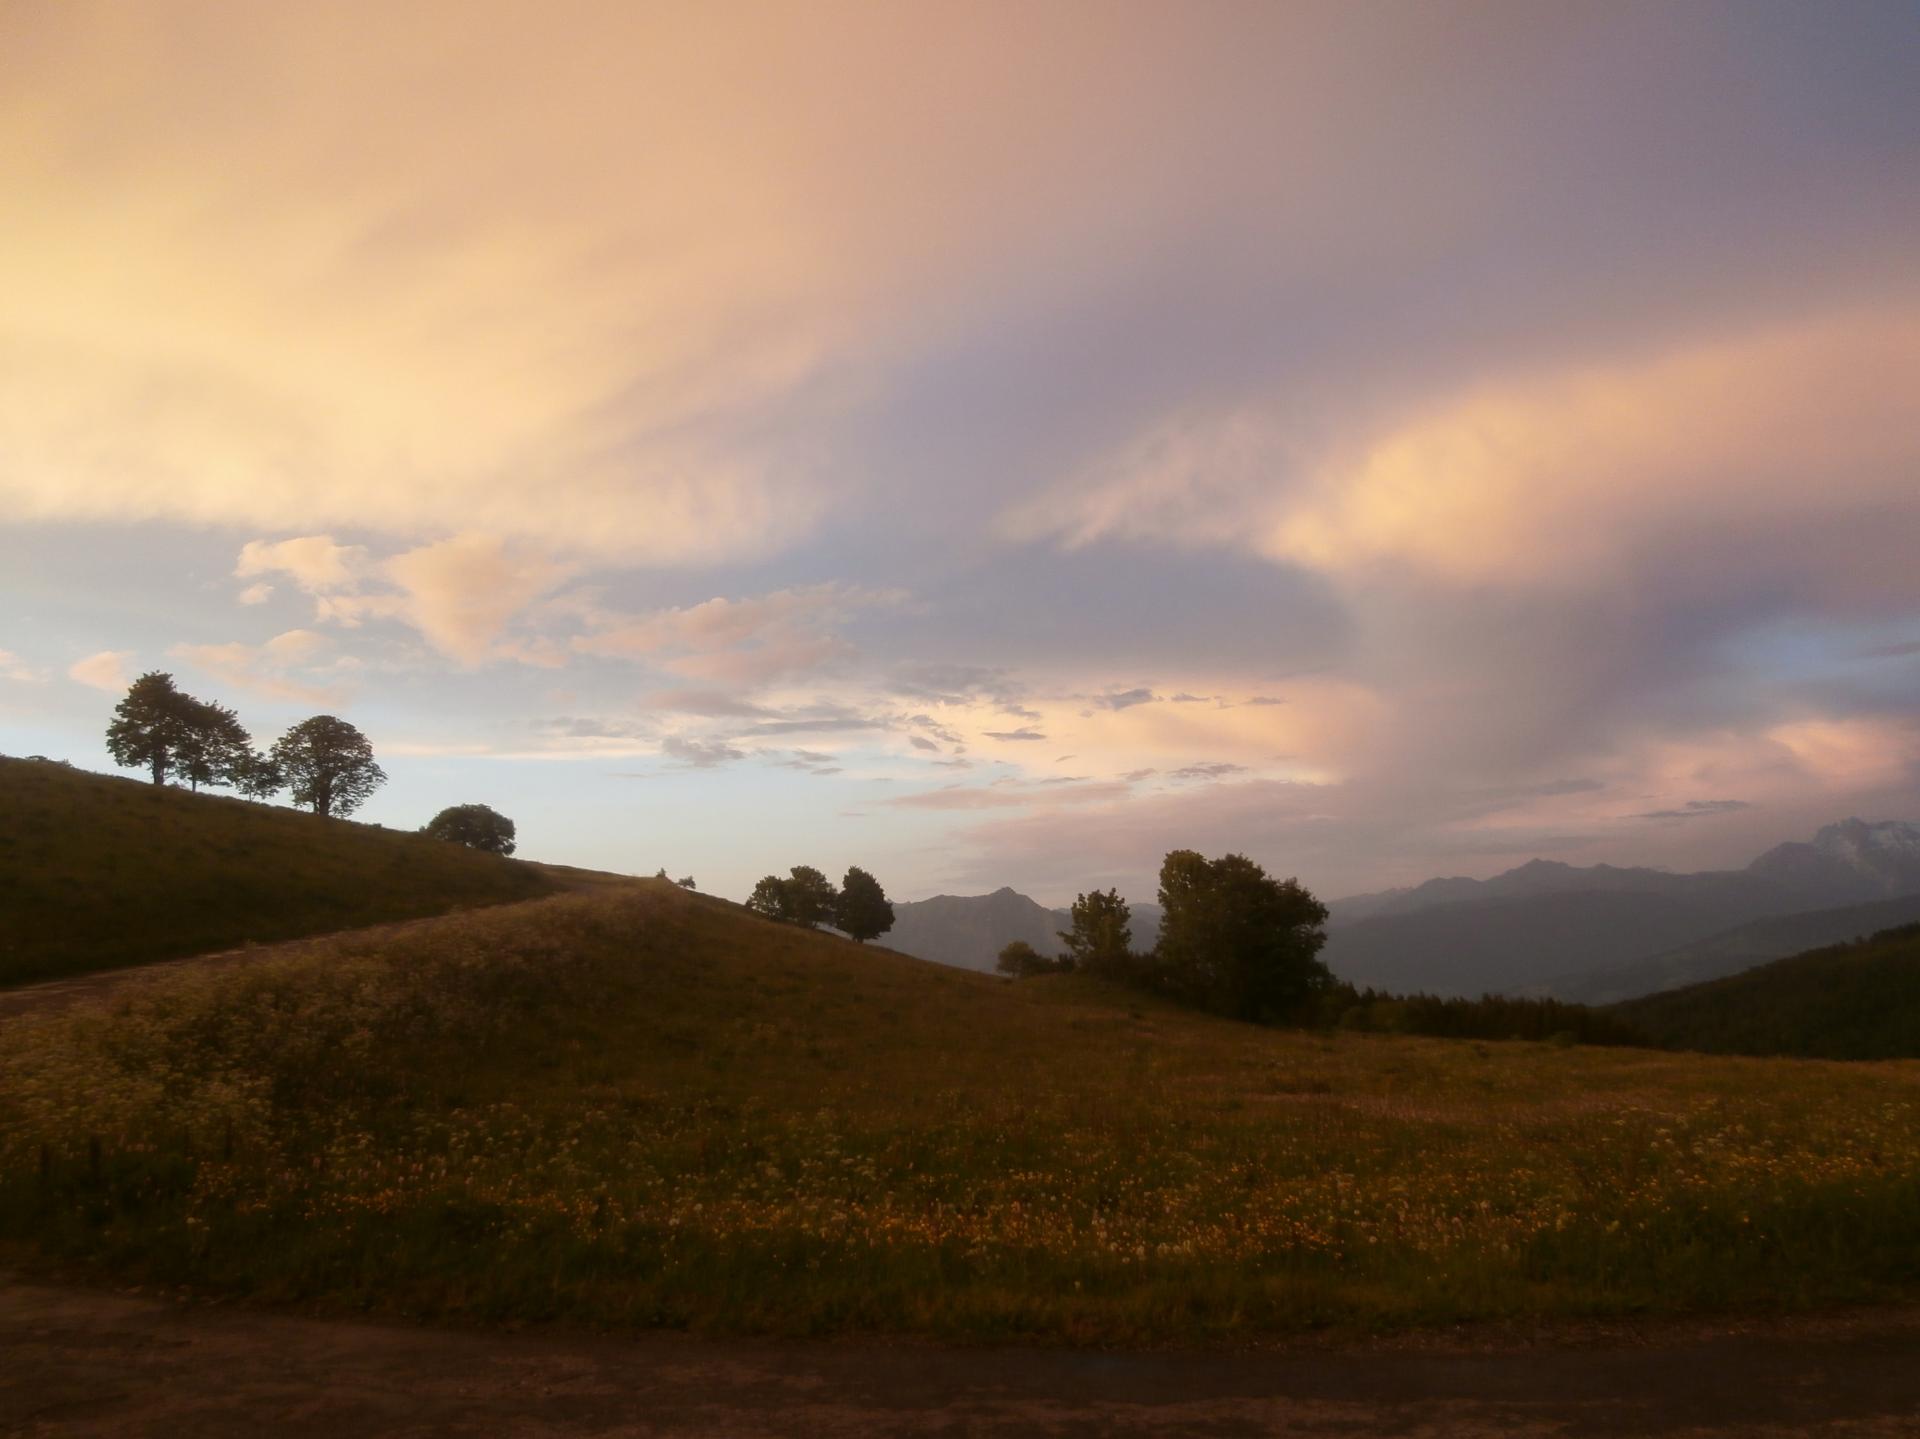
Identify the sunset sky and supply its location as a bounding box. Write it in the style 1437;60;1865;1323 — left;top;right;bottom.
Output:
4;1;1917;905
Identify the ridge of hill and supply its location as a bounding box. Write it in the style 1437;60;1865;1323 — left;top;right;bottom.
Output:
1558;892;1920;1004
6;880;1920;1341
1612;922;1920;1060
887;887;1163;971
0;755;558;985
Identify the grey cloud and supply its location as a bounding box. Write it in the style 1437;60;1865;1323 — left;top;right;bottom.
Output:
1123;768;1157;782
660;735;747;767
639;689;776;718
1097;687;1156;710
1242;696;1286;707
1167;756;1244;780
1633;799;1752;821
1861;640;1920;659
910;736;940;752
982;726;1047;742
534;716;653;739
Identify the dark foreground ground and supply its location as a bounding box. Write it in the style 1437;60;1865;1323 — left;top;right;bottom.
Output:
5;1277;1919;1437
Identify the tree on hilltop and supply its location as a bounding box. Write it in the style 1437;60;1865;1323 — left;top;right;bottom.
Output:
834;865;894;943
746;865;842;927
1154;849;1330;1021
175;697;254;793
423;803;516;854
997;939;1070;978
105;672;199;785
1058;887;1133;978
270;715;386;818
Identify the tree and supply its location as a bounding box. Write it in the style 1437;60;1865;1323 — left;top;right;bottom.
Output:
834;865;894;943
784;865;838;927
747;874;791;920
676;875;697;890
423;803;516;855
269;715;386;818
1153;849;1331;1022
1058;888;1133;977
996;939;1069;978
175;698;254;793
231;751;284;802
105;672;199;785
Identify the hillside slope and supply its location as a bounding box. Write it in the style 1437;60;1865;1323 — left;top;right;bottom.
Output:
0;756;558;985
1613;923;1920;1060
1561;893;1920;1004
5;881;1919;1341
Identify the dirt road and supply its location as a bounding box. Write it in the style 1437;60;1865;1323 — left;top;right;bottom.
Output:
4;1278;1919;1437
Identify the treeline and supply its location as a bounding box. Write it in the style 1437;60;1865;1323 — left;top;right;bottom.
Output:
106;671;385;818
103;673;518;855
747;864;896;943
1000;849;1639;1046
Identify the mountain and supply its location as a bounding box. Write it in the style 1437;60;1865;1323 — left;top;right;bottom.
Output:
1321;818;1920;1001
1557;892;1920;1005
1612;921;1920;1060
886;887;1163;973
1746;819;1920;903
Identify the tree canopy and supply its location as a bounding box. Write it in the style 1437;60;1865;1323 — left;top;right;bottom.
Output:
269;715;386;818
997;939;1070;978
423;803;516;855
1058;887;1133;978
1153;849;1330;1021
834;865;894;943
104;672;199;786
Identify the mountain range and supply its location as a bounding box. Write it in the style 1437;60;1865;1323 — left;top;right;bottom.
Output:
887;819;1920;999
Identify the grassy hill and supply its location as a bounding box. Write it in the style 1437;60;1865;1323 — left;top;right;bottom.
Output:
1614;923;1920;1060
0;755;558;986
5;880;1918;1342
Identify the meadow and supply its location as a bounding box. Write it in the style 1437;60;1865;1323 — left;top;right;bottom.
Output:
4;880;1917;1343
0;756;554;985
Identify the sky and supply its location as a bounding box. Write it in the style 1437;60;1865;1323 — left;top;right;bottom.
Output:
4;0;1918;906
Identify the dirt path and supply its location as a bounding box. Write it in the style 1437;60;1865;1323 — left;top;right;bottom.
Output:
4;1279;1919;1437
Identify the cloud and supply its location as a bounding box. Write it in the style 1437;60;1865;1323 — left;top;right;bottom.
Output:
68;650;133;692
889;779;1129;811
237;582;274;605
575;584;898;686
659;735;748;768
1633;799;1752;821
385;533;574;666
169;629;350;705
909;735;939;752
1169;761;1251;781
0;650;46;683
1243;696;1286;707
638;689;777;718
1095;687;1156;710
236;536;368;593
1861;640;1920;660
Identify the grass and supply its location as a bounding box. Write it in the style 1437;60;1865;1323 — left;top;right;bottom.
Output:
1615;922;1920;1060
0;756;558;986
4;881;1918;1344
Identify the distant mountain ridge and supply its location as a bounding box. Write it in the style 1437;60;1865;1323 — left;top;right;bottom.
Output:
1322;818;1920;1001
886;887;1163;973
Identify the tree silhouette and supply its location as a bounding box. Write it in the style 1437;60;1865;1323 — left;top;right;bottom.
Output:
747;874;790;920
834;865;894;943
105;672;198;785
423;803;516;854
1058;888;1133;977
270;715;386;818
784;865;838;927
1154;849;1330;1021
996;939;1068;978
175;698;253;793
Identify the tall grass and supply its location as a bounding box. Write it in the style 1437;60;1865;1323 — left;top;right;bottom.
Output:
4;883;1917;1342
0;756;554;984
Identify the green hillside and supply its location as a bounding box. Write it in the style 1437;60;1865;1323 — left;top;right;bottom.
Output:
0;755;558;986
5;881;1918;1342
1614;923;1920;1060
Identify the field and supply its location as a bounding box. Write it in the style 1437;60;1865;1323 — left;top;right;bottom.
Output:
4;881;1917;1344
0;756;555;985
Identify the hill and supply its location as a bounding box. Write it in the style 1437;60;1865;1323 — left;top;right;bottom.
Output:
0;755;558;986
4;880;1919;1342
888;887;1163;972
1613;923;1920;1060
1559;893;1920;1004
